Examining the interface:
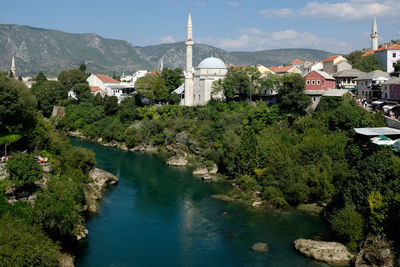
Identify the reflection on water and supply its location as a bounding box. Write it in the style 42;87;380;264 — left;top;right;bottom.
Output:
71;138;330;267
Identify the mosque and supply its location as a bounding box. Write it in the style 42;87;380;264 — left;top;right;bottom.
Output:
176;12;227;106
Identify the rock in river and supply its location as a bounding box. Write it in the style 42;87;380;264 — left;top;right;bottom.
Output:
252;242;268;252
294;238;354;265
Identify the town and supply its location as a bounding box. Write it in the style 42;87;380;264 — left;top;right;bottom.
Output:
1;4;400;267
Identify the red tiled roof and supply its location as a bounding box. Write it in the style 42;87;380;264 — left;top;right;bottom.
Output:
290;59;304;65
274;66;295;73
323;55;341;62
268;66;279;72
333;59;346;66
90;86;101;92
362;50;375;57
94;74;119;83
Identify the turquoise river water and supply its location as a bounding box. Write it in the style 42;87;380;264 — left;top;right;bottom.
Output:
71;138;330;267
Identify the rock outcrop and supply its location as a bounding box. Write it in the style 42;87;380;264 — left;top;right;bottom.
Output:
294;238;354;265
84;168;119;214
211;194;235;202
58;253;74;267
355;235;393;267
166;155;188;167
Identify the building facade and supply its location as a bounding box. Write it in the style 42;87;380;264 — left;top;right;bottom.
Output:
304;70;336;91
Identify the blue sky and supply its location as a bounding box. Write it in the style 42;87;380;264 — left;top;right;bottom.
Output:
1;0;399;53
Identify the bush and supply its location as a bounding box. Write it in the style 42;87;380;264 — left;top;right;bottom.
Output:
330;205;364;251
235;175;258;192
63;147;95;175
5;153;43;187
33;176;84;239
0;216;60;266
262;186;288;207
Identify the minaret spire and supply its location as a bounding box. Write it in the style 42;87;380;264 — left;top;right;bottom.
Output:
371;15;378;51
11;54;16;77
184;11;194;106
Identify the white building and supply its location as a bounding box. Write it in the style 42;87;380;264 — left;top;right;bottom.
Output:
354;70;390;100
182;12;227;106
120;70;148;85
302;61;323;74
87;73;134;103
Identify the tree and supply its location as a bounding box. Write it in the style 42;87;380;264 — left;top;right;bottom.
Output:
215;67;253;101
58;69;88;91
0;217;61;266
234;127;259;177
0;75;37;134
5;153;43;187
9;70;14;78
277;73;311;115
330;205;364;251
102;95;119;116
135;74;168;103
161;67;184;93
353;55;386;72
35;72;47;86
17;76;22;81
346;50;364;65
394;60;400;74
119;96;138;123
79;63;87;72
31;81;65;117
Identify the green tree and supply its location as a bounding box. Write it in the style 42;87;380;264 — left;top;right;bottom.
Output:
234;127;259;177
277;73;311;115
161;67;184;93
330;205;364;251
5;153;43;187
353;55;386;72
31;81;65;117
79;63;87;72
135;74;168;103
58;69;88;91
345;50;364;65
119;96;138;123
0;217;61;266
62;146;95;175
0;75;37;134
9;70;14;78
102;95;119;116
35;72;47;86
17;75;22;81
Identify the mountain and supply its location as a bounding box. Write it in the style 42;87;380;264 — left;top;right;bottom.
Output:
0;24;336;76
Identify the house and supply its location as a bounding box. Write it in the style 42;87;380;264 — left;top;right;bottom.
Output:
354;70;390;100
273;65;302;75
120;70;148;85
363;44;400;73
322;55;352;74
332;69;365;91
87;74;134;103
256;64;275;77
304;70;336;91
304;70;336;110
383;77;400;101
302;61;323;74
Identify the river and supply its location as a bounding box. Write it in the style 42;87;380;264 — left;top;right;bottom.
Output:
71;138;330;267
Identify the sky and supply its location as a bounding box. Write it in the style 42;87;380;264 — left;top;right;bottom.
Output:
1;0;399;54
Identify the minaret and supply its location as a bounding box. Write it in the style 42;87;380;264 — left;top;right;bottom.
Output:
371;15;378;51
184;12;194;106
160;55;164;71
10;55;16;77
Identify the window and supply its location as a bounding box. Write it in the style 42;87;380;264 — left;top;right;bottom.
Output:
306;80;310;85
317;80;321;85
393;53;397;58
313;97;316;101
393;62;396;68
312;80;315;85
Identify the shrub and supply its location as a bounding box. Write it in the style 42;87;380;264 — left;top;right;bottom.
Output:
0;216;60;266
330;205;364;251
262;186;288;207
5;153;43;187
63;147;95;175
235;175;258;192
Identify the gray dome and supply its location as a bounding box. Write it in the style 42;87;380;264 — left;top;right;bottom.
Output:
197;57;226;69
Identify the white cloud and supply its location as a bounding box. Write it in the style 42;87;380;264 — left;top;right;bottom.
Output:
227;1;239;7
259;8;293;18
260;0;400;21
160;35;176;43
199;28;353;53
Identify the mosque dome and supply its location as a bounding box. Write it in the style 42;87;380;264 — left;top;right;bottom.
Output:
197;57;226;69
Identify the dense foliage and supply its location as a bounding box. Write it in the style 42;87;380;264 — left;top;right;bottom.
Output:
0;74;96;264
5;153;43;187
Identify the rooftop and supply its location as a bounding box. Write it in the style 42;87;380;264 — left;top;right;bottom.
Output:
354;127;400;136
198;57;226;69
314;70;335;80
332;69;365;78
323;55;342;62
354;70;390;81
290;59;304;65
94;74;119;83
